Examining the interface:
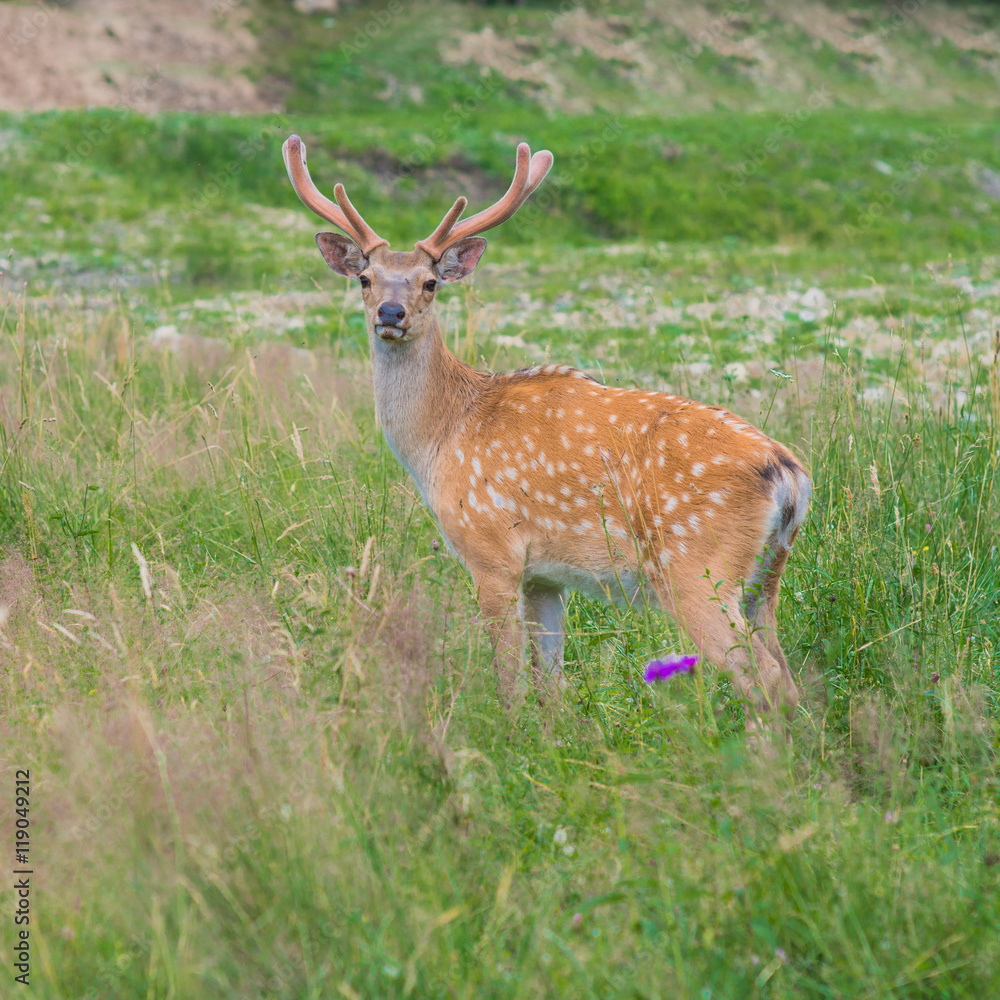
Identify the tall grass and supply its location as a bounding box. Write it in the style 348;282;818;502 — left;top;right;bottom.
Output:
1;268;998;998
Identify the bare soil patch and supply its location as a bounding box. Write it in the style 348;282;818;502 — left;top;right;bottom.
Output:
0;0;272;113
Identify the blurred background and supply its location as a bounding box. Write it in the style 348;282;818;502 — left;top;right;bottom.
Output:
2;3;1000;998
2;0;999;289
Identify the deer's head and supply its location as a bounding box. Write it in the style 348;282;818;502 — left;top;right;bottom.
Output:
282;136;553;343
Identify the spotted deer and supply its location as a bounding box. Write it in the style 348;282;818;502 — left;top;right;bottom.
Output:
282;135;811;721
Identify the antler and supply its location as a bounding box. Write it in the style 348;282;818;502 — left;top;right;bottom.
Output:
416;142;554;260
282;134;388;255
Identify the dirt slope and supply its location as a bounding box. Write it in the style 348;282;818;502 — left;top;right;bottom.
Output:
0;0;271;113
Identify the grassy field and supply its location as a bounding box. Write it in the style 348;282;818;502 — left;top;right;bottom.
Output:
2;1;1000;997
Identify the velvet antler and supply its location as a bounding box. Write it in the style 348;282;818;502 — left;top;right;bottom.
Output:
282;134;388;254
415;142;553;260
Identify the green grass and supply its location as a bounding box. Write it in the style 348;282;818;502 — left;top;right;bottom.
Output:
3;3;1000;995
2;246;999;997
1;106;998;291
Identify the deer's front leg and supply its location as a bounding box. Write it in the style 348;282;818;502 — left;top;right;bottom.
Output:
473;571;530;710
524;580;567;694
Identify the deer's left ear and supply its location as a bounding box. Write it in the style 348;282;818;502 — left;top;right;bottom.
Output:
436;237;487;283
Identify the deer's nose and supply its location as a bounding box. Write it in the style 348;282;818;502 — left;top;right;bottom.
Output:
377;301;406;326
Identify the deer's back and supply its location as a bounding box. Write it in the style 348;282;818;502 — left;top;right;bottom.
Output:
430;365;811;586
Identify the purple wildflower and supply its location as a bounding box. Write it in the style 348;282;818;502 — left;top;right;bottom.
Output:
643;654;699;683
925;523;932;533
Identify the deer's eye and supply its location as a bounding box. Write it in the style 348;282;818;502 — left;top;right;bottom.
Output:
423;279;437;293
359;274;371;289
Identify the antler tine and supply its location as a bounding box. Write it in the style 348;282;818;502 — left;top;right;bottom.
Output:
524;149;554;198
282;136;353;237
436;142;530;248
414;196;468;258
333;183;389;255
417;142;552;259
282;135;387;254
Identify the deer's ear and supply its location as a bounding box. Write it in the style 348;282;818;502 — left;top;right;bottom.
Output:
316;233;368;277
436;237;487;283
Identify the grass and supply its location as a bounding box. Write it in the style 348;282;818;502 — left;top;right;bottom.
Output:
2;1;1000;995
2;243;999;997
1;106;998;291
251;0;1000;119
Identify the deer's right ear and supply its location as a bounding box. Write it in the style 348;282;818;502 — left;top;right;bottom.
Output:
316;233;368;278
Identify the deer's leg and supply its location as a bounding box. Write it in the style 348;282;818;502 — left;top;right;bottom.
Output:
742;543;798;709
523;580;567;689
472;572;530;709
648;569;798;725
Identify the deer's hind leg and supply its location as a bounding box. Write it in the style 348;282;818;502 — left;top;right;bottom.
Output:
646;566;799;723
741;536;799;708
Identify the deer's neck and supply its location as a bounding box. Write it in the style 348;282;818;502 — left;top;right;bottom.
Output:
368;316;480;500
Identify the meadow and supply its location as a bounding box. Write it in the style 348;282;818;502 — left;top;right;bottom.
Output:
2;1;1000;997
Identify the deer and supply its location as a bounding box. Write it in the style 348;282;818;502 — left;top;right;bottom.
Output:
281;134;812;726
